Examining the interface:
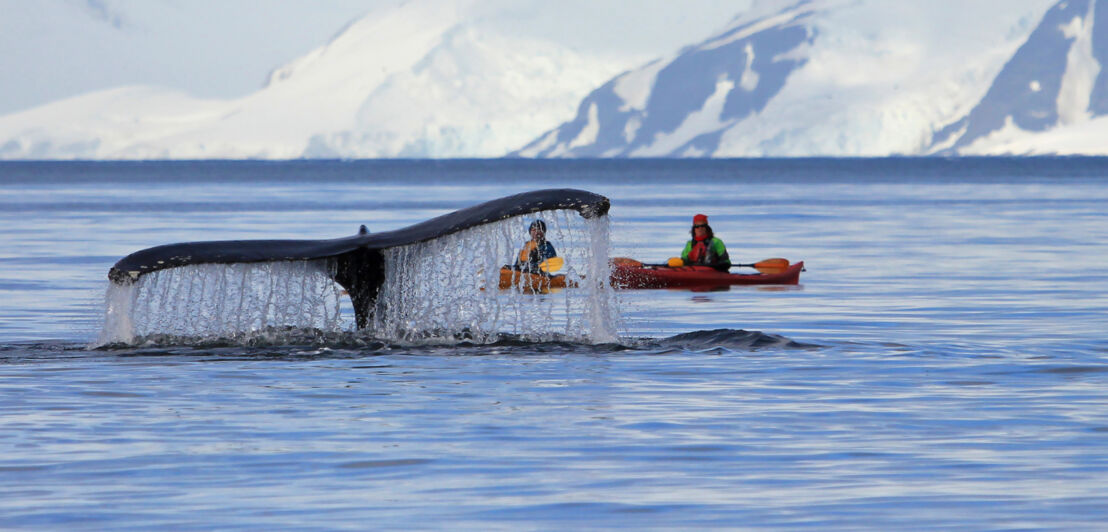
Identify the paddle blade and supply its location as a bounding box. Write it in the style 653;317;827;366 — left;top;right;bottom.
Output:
756;258;789;268
751;258;790;274
539;256;565;273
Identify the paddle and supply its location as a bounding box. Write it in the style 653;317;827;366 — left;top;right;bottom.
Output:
735;258;790;274
611;257;790;275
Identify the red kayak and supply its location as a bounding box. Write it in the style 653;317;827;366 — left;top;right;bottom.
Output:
610;260;804;289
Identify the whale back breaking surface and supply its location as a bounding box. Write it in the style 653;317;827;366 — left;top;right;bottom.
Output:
102;189;613;340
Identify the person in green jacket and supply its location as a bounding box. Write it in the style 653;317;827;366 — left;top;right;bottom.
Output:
680;214;731;271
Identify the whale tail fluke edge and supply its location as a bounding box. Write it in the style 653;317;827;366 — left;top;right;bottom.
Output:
107;188;611;329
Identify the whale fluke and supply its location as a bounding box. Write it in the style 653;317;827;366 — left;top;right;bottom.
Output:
108;188;610;328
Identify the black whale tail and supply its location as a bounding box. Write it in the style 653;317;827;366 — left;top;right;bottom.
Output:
108;189;610;329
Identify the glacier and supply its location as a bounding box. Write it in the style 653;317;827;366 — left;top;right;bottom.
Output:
3;0;1108;158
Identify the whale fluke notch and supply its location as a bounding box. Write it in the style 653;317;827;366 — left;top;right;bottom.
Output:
107;188;610;329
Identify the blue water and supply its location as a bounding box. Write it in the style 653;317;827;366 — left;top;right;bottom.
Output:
2;158;1108;529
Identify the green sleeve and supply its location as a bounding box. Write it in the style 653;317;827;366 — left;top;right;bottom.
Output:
711;238;727;256
681;240;693;261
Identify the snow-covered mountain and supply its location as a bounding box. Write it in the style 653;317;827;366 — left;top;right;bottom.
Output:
519;0;1108;157
4;0;1108;158
0;0;673;159
930;0;1108;154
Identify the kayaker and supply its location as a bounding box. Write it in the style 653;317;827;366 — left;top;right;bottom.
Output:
680;214;731;271
513;219;557;273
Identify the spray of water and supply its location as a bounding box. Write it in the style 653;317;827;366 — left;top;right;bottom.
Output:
98;260;344;346
97;209;620;346
372;209;619;343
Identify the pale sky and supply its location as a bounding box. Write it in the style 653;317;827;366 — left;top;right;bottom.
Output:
0;0;750;115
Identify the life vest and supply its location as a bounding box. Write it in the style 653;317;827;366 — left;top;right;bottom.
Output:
687;239;710;264
683;236;730;270
516;240;556;271
519;240;541;263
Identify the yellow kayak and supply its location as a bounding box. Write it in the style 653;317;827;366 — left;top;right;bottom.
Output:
498;267;577;293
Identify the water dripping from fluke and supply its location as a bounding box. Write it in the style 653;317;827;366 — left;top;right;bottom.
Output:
97;190;621;347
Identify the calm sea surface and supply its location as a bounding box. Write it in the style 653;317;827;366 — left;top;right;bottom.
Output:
1;158;1107;529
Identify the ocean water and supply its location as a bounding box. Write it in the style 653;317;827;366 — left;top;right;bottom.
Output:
1;158;1107;529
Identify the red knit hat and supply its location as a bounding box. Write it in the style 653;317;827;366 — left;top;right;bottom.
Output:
692;214;708;225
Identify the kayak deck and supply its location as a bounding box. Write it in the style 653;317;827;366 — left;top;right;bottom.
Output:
610;261;804;289
498;267;577;292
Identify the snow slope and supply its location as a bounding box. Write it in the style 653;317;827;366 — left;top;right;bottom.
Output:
5;0;1108;158
0;0;738;159
520;0;1108;157
0;0;383;115
930;0;1108;154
